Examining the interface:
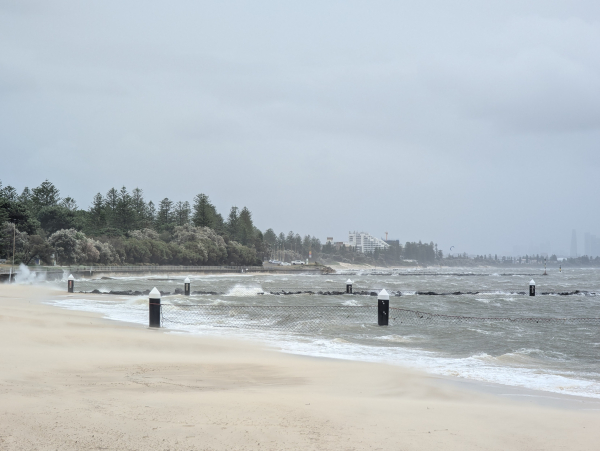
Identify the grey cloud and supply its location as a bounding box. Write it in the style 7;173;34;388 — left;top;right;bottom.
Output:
423;16;600;133
1;1;599;255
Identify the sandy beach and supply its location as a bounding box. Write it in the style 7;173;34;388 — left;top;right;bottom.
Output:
1;284;599;450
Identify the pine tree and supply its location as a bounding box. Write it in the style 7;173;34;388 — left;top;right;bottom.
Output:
212;211;225;234
88;193;106;232
146;201;156;226
156;198;174;231
104;188;119;227
0;181;18;202
32;180;60;212
131;188;147;229
226;206;241;241
264;229;277;246
60;197;78;211
116;187;135;232
238;207;254;246
18;187;33;213
192;193;215;228
174;201;190;226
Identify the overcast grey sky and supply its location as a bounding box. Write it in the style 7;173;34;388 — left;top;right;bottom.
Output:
1;0;599;255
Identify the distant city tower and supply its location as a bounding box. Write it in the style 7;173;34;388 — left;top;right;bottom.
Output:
570;229;578;258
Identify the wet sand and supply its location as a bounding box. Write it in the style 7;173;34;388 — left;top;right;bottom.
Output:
0;284;598;450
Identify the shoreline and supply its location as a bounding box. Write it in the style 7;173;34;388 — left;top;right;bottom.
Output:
2;284;600;450
43;287;600;409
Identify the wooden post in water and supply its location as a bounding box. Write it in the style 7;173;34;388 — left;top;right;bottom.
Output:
149;287;161;328
378;289;389;326
346;279;353;294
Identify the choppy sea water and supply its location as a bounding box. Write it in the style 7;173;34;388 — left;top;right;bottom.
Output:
40;267;600;399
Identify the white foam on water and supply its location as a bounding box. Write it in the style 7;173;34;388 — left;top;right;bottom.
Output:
342;300;360;306
43;291;600;400
373;334;414;343
467;328;502;336
224;285;264;296
273;336;600;399
47;298;148;326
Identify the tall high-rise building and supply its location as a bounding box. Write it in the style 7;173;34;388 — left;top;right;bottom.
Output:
570;229;578;257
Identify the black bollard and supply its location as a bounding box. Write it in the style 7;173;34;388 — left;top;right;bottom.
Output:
529;279;536;297
184;277;191;296
378;289;389;326
149;287;161;328
346;279;353;294
67;274;74;293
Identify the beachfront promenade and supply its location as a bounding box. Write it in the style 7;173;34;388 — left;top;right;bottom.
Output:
0;263;332;281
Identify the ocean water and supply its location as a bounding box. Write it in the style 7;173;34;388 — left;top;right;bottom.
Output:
40;267;600;399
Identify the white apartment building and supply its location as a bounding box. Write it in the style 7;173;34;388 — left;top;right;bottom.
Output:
348;231;390;253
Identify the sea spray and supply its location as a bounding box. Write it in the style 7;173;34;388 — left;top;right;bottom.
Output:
224;284;264;297
14;263;47;284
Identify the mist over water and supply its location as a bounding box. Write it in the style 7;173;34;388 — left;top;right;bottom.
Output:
43;268;600;398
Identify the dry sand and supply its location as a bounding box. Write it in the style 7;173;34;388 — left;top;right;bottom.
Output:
0;284;599;450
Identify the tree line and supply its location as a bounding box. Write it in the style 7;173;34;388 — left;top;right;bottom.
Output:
0;180;265;266
1;179;446;267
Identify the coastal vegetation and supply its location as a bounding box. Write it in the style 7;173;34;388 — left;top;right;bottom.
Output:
0;179;446;267
4;179;586;268
0;180;264;266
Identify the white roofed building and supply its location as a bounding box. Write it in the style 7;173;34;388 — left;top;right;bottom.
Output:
348;231;390;253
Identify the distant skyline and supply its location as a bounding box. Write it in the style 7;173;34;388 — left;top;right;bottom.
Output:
2;1;600;255
1;176;596;257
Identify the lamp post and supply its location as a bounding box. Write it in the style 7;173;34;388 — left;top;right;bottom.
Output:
10;222;16;283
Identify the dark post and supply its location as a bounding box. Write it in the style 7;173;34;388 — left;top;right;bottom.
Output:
67;274;74;293
529;279;536;297
378;289;389;326
184;277;191;296
149;287;161;328
346;279;353;294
